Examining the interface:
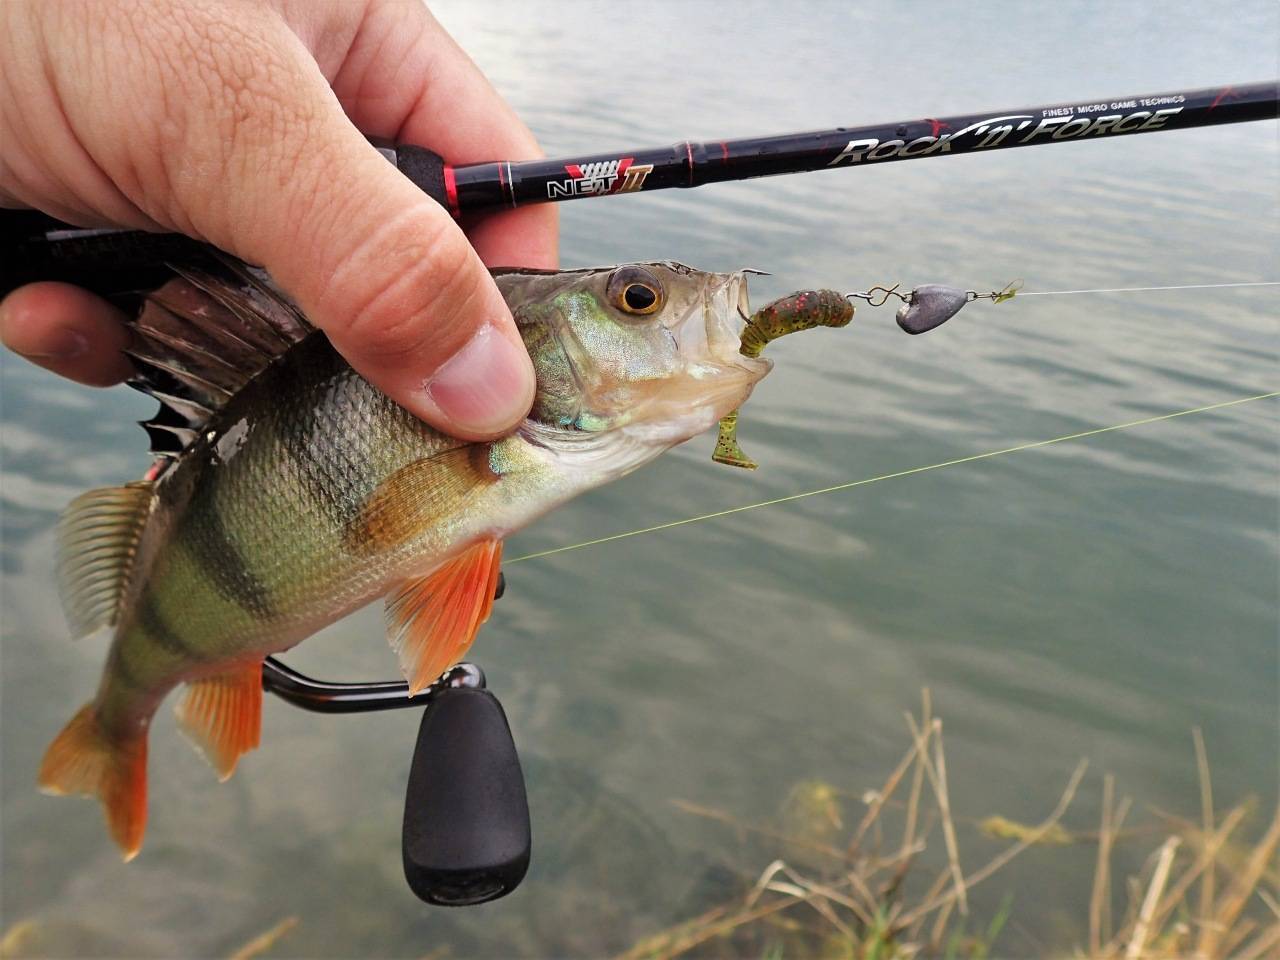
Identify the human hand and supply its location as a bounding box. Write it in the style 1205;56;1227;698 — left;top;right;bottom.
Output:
0;0;556;439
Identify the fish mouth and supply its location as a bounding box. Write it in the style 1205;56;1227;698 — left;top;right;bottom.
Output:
681;268;772;393
621;271;772;444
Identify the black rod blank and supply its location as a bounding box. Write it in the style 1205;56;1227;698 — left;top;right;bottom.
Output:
454;81;1277;210
2;80;1275;300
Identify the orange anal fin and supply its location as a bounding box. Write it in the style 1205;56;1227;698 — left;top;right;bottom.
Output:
386;539;503;695
38;703;148;861
174;660;263;781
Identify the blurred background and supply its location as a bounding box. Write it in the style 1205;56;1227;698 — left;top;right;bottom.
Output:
2;1;1276;956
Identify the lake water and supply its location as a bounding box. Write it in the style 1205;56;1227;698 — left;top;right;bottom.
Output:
2;1;1276;956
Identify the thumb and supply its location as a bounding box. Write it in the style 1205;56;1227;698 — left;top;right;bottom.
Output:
154;13;535;440
260;133;537;441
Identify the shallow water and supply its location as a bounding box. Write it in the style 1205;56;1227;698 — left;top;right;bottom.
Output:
2;1;1277;956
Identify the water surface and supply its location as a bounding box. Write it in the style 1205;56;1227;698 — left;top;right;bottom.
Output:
2;1;1276;956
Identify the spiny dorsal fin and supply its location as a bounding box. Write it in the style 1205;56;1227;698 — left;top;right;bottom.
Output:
386;539;503;694
126;257;313;459
56;481;155;639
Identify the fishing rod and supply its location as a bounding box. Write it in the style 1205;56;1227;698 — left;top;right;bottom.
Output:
2;80;1275;299
446;80;1278;212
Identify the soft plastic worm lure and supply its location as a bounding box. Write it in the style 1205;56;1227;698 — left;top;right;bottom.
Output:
711;279;1020;467
712;289;854;469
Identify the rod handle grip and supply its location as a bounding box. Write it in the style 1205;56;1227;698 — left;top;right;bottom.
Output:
0;141;454;298
402;685;531;906
382;143;453;212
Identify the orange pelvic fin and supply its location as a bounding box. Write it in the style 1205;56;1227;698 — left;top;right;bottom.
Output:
38;703;148;861
386;539;503;695
174;660;263;781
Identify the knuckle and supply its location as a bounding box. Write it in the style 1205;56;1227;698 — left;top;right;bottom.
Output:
326;210;488;365
135;4;325;239
269;132;350;244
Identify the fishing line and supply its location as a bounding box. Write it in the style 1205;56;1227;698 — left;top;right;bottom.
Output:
1017;281;1280;297
506;391;1279;565
846;278;1278;334
852;279;1280;306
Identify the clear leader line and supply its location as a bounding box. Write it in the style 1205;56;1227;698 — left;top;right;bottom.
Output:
507;390;1279;564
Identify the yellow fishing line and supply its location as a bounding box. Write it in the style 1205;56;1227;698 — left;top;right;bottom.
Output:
507;390;1279;565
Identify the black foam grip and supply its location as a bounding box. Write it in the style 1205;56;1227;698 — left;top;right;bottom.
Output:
0;209;212;302
402;686;530;906
394;145;449;209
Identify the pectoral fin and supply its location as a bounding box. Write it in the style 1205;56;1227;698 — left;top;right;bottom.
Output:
386;539;503;694
344;447;494;555
174;661;264;781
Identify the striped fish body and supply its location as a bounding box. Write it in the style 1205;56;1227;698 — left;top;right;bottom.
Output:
103;338;469;717
41;259;771;858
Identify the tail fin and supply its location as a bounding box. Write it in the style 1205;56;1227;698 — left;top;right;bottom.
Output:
38;704;148;861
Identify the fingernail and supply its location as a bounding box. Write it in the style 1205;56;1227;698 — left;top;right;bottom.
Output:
423;324;534;437
20;328;89;360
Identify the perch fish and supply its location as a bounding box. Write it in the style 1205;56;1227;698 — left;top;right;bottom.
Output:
39;258;851;858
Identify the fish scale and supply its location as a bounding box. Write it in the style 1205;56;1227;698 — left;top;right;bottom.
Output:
36;259;837;860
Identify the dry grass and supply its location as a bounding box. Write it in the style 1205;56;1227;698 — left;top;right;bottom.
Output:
617;692;1279;960
227;916;300;960
3;694;1272;960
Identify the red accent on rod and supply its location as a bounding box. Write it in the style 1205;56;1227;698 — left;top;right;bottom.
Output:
443;165;459;218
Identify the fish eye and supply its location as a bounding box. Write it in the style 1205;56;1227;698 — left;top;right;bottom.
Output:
607;266;666;316
623;283;658;312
